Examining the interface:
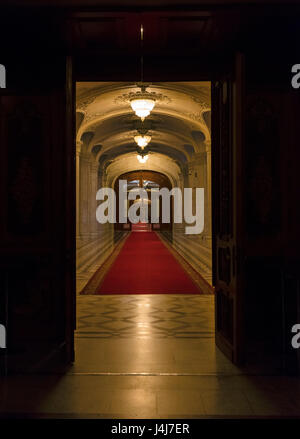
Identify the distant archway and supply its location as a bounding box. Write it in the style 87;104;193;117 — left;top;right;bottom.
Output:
114;170;173;232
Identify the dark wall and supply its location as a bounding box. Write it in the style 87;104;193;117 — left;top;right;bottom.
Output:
244;70;300;373
0;10;75;373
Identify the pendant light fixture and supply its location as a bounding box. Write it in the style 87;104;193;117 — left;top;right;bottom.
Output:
130;87;156;121
130;25;156;121
137;153;149;164
133;118;152;148
134;132;151;148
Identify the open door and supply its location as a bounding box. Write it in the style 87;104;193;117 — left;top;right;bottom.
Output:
0;55;75;373
211;53;245;365
65;56;76;366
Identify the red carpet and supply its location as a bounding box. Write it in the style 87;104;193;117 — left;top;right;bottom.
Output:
97;231;201;294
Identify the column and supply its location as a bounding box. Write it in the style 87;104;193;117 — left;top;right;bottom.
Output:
89;162;100;239
79;151;91;240
76;140;83;241
204;139;212;248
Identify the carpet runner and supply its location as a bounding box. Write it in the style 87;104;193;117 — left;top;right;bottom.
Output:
85;231;202;295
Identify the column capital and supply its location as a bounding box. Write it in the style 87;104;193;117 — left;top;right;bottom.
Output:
76;140;83;153
204;139;211;152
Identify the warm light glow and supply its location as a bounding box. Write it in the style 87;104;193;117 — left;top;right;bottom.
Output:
130;98;155;121
134;134;151;148
137;154;149;163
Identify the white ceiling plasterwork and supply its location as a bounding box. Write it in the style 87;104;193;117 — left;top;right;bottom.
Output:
76;81;211;185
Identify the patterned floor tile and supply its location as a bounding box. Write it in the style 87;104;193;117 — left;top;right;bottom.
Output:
76;294;215;339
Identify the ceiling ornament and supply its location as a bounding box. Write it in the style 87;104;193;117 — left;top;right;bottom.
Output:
84;112;104;123
76;96;97;112
186;112;206;123
191;96;211;112
114;88;171;115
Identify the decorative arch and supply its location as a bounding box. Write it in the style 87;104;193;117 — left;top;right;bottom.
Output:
114;170;173;232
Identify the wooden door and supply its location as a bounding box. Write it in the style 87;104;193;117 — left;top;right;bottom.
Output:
211;53;245;365
0;56;75;373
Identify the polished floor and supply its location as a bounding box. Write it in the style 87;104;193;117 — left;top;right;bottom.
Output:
1;294;300;418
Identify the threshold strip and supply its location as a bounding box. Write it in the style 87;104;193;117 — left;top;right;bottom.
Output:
66;372;244;376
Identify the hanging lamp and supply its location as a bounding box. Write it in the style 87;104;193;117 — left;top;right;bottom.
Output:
130;88;156;121
134;133;151;148
137;153;149;164
130;25;156;121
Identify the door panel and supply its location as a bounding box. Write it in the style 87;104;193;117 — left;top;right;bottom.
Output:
0;57;75;373
65;56;76;365
212;53;245;365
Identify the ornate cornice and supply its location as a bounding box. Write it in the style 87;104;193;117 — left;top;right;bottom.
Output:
191;96;210;111
77;96;97;112
114;90;171;105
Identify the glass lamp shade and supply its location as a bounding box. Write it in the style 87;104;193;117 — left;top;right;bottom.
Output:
134;134;151;148
130;98;155;121
137;154;149;163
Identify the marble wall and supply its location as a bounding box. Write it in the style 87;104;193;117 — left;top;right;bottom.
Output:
76;140;124;294
169;140;213;286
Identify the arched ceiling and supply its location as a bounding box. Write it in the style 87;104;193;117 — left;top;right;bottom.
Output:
76;81;211;184
106;152;181;189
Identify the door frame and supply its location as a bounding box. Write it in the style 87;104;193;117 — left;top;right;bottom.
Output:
211;53;245;365
71;51;245;367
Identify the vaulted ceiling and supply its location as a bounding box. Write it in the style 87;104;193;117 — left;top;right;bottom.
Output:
76;81;211;185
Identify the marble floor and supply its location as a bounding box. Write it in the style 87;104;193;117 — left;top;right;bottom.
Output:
1;294;300;418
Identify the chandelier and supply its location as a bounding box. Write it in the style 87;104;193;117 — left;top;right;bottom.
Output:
129;25;156;121
134;134;151;148
137;152;149;163
130;85;156;121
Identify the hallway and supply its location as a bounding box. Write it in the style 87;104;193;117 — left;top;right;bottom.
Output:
81;231;205;294
1;294;300;418
76;81;214;296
